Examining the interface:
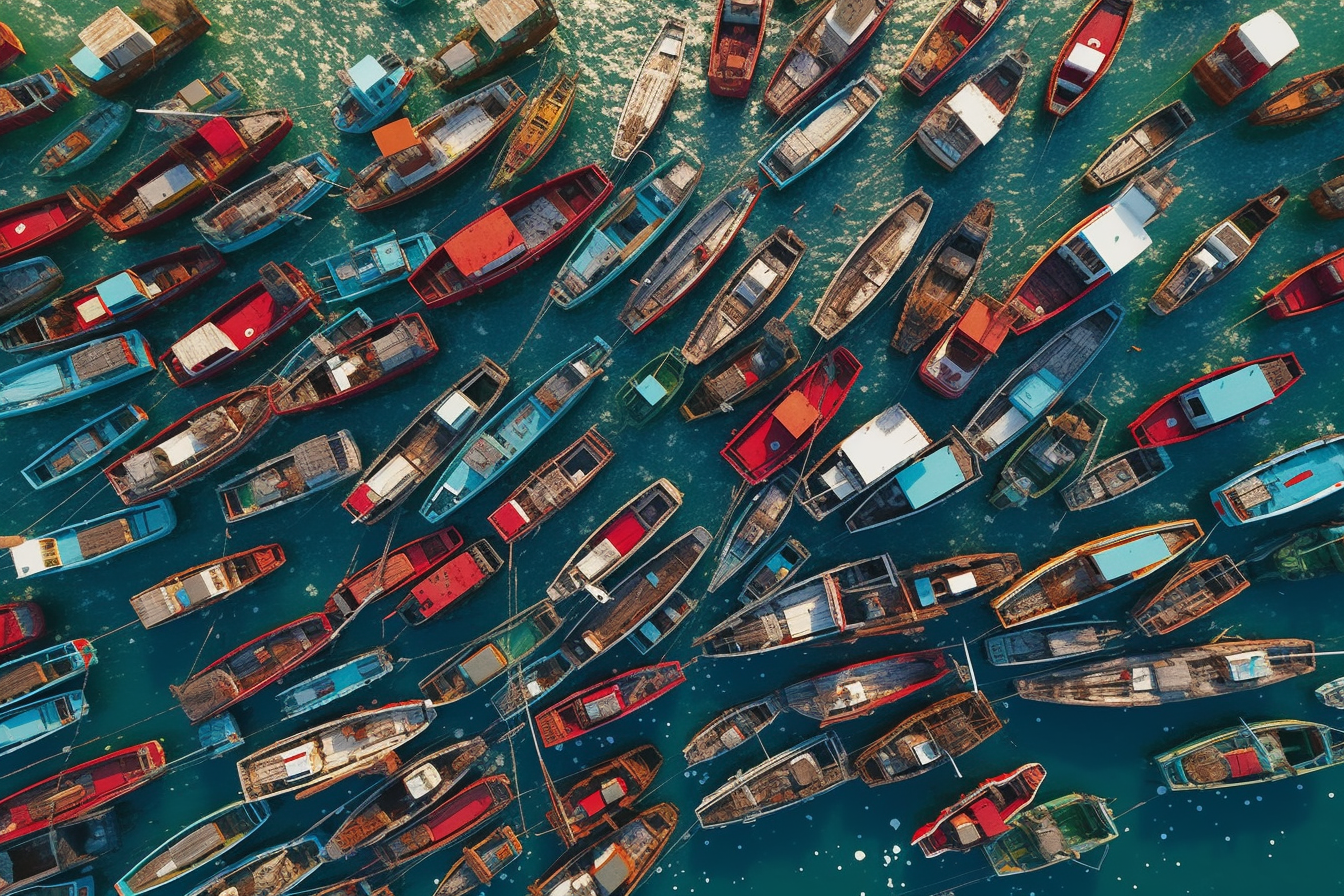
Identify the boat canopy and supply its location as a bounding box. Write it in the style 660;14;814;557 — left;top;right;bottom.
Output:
1091;533;1172;581
1009;370;1063;417
373;118;418;157
896;445;966;509
947;84;1005;144
476;0;541;42
445;207;526;279
773;391;819;437
1240;10;1298;66
1187;365;1275;424
837;406;930;486
10;538;56;577
348;55;388;93
1226;650;1274;681
198;117;245;155
1076;193;1153;275
434;390;479;427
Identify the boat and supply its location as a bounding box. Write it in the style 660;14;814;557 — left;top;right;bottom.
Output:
32;101;132;177
1082;101;1195;192
619;179;761;334
616;349;685;426
1210;435;1344;525
900;0;1008;95
410;165;614;307
739;537;810;604
103;387;273;505
629;589;697;653
782;650;950;726
707;0;772;98
914;50;1030;171
129;544;286;629
333;53;414;134
891;199;994;354
22;404;149;490
8;500;175;579
1247;521;1344;582
1192;9;1299;105
434;826;522;896
114;801;271;896
1317;678;1344;708
684;694;783;766
1250;63;1344;124
1014;638;1315;706
852;691;1002;786
983;793;1117;874
680;318;799;421
912;763;1047;857
0;604;45;660
0;194;90;263
549;154;703;309
395;540;503;625
345;78;526;212
0;692;87;756
988;399;1106;509
1060;446;1173;510
0;23;22;71
1312;166;1344;218
314;231;436;303
194;151;340;252
0;329;154;421
798;404;930;520
758;73;884;189
962;302;1124;460
762;0;893;118
146;72;244;133
0;258;63;321
990;519;1202;628
489;67;577;190
275;308;375;381
707;468;798;593
0;68;75;136
529;804;677;896
1257;246;1344;318
721;347;862;484
1044;0;1133;116
374;775;514;867
1131;354;1303;447
419;601;563;703
1158;719;1344;792
489;649;575;719
547;479;684;602
344;358;510;524
170;613;334;723
984;621;1127;666
546;744;662;846
0;811;117;892
66;0;210;96
612;19;685;162
0;245;226;353
237;700;436;801
843;429;982;532
1131;555;1250;636
534;662;685;747
487;428;614;542
420;337;612;523
182;835;324;896
67;110;293;238
696;733;851;827
0;639;95;713
682;227;806;365
218;431;362;522
426;0;558;93
159;263;319;386
917;295;1015;398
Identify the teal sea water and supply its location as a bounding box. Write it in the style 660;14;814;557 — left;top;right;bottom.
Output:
1;0;1344;894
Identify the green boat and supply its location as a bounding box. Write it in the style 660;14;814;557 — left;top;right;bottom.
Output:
990;399;1105;508
31;102;133;178
983;792;1118;875
1156;720;1344;791
617;348;686;426
1247;521;1344;581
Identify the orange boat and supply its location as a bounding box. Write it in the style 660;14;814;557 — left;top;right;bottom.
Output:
707;0;772;98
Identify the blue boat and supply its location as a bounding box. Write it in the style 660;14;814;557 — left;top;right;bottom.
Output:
148;72;245;133
421;337;613;523
0;639;97;713
333;52;414;134
275;307;375;379
182;835;324;896
1211;434;1344;526
115;800;271;896
0;256;64;320
22;874;95;896
0;690;86;756
194;151;341;252
0;331;155;420
277;649;394;718
758;72;885;189
32;101;133;177
845;430;983;533
8;499;176;579
312;231;435;302
22;403;150;489
490;649;574;719
548;154;703;309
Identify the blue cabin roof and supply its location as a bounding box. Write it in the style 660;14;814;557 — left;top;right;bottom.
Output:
1192;365;1275;424
1009;369;1064;418
1091;533;1173;581
896;445;967;509
348;56;388;94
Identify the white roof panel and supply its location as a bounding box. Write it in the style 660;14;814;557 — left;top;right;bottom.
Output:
1078;205;1151;273
1241;10;1298;66
840;404;930;486
947;84;1004;145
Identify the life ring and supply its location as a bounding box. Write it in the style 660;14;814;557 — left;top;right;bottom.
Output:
1087;38;1101;48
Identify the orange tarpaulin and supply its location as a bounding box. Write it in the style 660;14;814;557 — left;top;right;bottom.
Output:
373;118;419;157
772;390;819;437
444;207;524;278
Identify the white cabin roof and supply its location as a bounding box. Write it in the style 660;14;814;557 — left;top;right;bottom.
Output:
348;55;387;93
839;404;930;486
1241;10;1298;66
475;0;540;43
1078;191;1153;274
947;83;1004;144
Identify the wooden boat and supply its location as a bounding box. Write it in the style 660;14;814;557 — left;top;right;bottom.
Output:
684;694;783;766
1246;521;1344;583
314;231;436;303
489;67;577;190
426;0;558;93
0;639;94;713
1317;677;1344;709
410;165;614;307
782;650;950;726
345;78;526;212
333;53;414;134
616;349;685;426
1083;102;1195;191
1312;167;1344;218
680;318;798;421
0;258;63;321
812;189;932;339
1158;720;1344;792
549;154;703;309
0;194;91;264
147;72;243;133
962;302;1123;460
798;404;929;520
986;792;1118;875
1210;435;1344;526
739;537;809;604
915;50;1029;171
988;399;1106;509
707;468;798;593
374;775;514;867
545;744;662;846
487;428;614;542
0;604;45;660
762;0;893;118
1130;354;1302;447
26;877;95;896
435;826;522;896
194;151;340;252
419;601;563;703
0;23;22;71
900;0;1008;95
904;552;1020;600
985;620;1126;666
696;733;851;827
1250;63;1344;125
721;347;861;483
113;801;271;896
1044;0;1133;116
421;337;611;523
218;431;361;522
68;110;293;238
535;662;685;747
1192;10;1299;106
274;309;374;382
23;404;148;490
0;68;75;136
529;804;677;896
1060;446;1172;510
32;101;132;177
891;200;993;354
844;429;981;532
396;540;503;625
182;835;323;896
612;19;685;162
490;649;575;719
129;544;285;629
1131;555;1250;636
918;295;1014;398
66;0;209;96
619;179;761;334
0;811;117;892
104;387;273;505
628;589;696;653
0;245;225;353
0;691;87;756
912;763;1046;857
853;691;1002;786
708;0;773;98
991;520;1202;628
8;499;175;579
758;73;883;189
1257;246;1344;318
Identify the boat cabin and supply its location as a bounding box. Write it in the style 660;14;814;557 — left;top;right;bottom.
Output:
1224;650;1275;682
894;444;971;510
70;6;158;84
947;83;1005;146
577;685;627;728
1055;42;1107;105
821;0;879;63
67;271;158;332
438;0;549;81
1059;185;1156;284
1087;533;1175;585
1195;10;1298;104
371;118;433;188
573;777;630;820
1178;364;1276;429
815;405;929;502
342;55;407;117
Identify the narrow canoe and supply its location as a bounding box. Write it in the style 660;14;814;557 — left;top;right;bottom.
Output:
1044;0;1134;116
901;0;1009;95
612;19;686;162
32;102;133;178
128;544;286;629
762;0;893;118
1082;101;1195;191
22;403;149;490
114;801;270;896
8;500;176;578
489;67;577;190
1249;63;1344;125
891;198;993;354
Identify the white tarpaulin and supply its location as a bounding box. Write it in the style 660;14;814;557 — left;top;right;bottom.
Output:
840;405;931;486
1240;10;1298;66
947;84;1005;145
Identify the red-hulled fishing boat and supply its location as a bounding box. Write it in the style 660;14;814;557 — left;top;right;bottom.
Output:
374;775;514;867
535;662;685;747
0;194;91;263
326;527;464;618
900;0;1009;96
1258;246;1344;319
781;650;951;726
0;68;76;136
545;744;662;847
918;295;1015;398
721;347;861;484
1044;0;1133;116
0;603;44;658
0;24;23;71
912;763;1047;857
762;0;894;118
1192;10;1299;106
396;540;503;625
1129;354;1304;447
410;165;613;308
707;0;773;98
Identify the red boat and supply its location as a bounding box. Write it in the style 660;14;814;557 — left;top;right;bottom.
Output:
782;650;951;726
1129;353;1304;447
535;662;685;748
0;741;166;845
721;347;862;484
707;0;773;98
160;262;318;386
0;67;76;136
0;603;44;658
1258;246;1344;319
1192;10;1299;106
410;165;614;308
374;775;514;867
545;744;662;846
326;528;464;618
0;23;23;71
396;540;503;626
0;193;91;263
918;295;1015;398
67;110;293;238
1044;0;1133;116
911;763;1047;857
899;0;1010;96
762;0;893;118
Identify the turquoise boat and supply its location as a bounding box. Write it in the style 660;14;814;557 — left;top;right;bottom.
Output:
23;875;95;896
0;639;97;713
0;331;155;420
277;649;394;718
31;101;133;177
312;231;435;302
22;403;150;489
549;154;703;309
0;256;63;320
114;800;272;896
194;151;341;252
333;52;415;133
0;690;87;756
1211;434;1344;526
147;72;245;133
421;336;613;523
758;73;885;189
275;307;374;379
8;499;176;579
1155;719;1344;791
